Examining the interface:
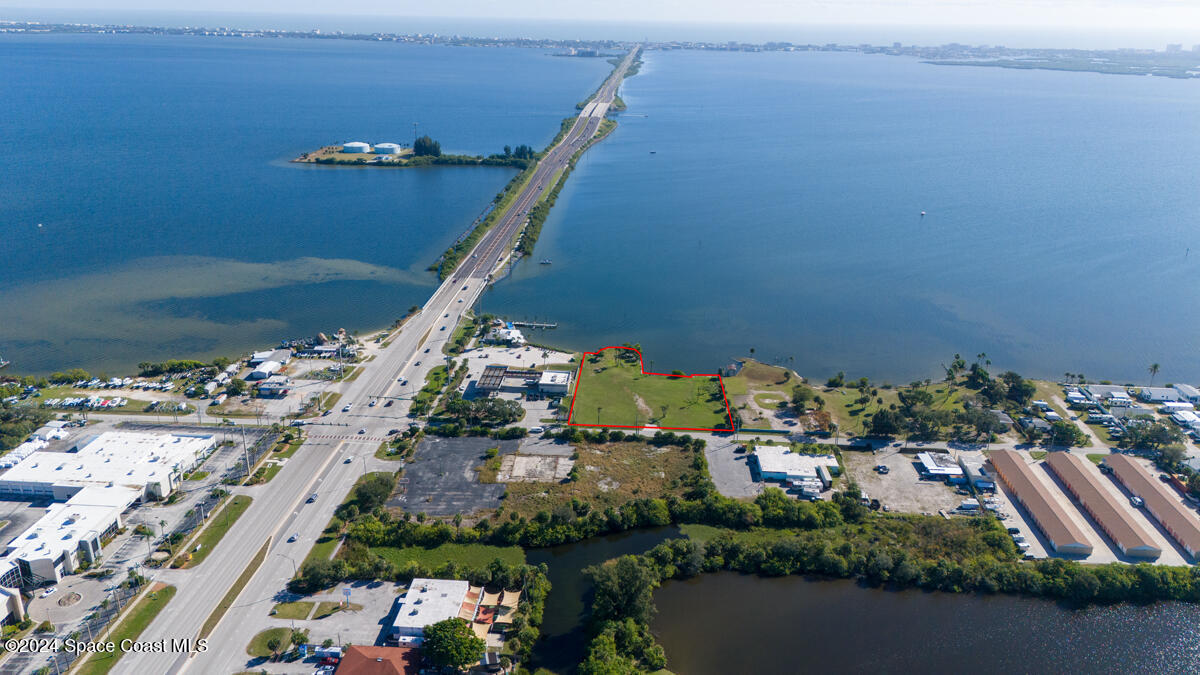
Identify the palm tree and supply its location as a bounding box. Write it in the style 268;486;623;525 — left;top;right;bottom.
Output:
1149;363;1161;387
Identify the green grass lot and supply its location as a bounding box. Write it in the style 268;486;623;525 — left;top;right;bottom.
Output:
823;382;964;434
314;601;362;620
179;496;252;568
271;601;314;620
183;471;209;481
273;435;304;459
572;350;729;429
1086;453;1111;465
370;543;525;569
1032;380;1073;419
246;627;294;658
678;523;725;543
721;360;796;398
1030;451;1048;460
77;585;176;675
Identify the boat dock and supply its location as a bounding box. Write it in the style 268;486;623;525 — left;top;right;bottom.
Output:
511;320;558;329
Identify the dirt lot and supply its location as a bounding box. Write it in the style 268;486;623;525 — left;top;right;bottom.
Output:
842;448;964;514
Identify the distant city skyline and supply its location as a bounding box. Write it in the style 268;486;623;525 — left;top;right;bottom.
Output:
7;0;1200;32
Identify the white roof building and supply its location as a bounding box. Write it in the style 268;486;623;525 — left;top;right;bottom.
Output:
391;578;472;642
247;360;282;380
374;142;403;154
918;452;965;479
1175;384;1200;403
342;141;371;153
538;370;571;394
1140;387;1182;403
0;484;140;588
0;431;215;501
753;446;839;482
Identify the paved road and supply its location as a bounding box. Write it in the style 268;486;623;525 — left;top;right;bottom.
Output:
118;46;639;675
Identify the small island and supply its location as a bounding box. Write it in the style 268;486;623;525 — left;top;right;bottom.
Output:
292;135;535;169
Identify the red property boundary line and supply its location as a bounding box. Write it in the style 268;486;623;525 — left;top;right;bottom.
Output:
567;346;735;433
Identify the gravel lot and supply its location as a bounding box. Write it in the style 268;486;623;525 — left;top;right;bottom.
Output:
842;448;963;514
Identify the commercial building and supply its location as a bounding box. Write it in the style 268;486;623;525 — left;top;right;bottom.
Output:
1045;452;1161;559
485;327;526;346
342;141;371;153
390;578;472;643
958;458;996;491
247;360;282;380
335;645;418;675
753;446;839;486
249;349;291;367
917;452;965;483
256;375;293;397
1107;454;1200;559
537;371;571;395
988;450;1093;556
0;431;215;502
475;365;542;395
0;485;140;586
373;142;404;154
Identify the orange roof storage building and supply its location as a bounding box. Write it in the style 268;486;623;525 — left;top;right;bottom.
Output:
1107;454;1200;559
988;450;1093;556
1045;452;1162;560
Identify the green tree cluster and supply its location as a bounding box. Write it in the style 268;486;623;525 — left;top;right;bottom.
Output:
413;135;441;157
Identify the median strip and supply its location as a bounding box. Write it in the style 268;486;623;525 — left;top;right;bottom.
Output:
76;584;177;675
199;537;270;640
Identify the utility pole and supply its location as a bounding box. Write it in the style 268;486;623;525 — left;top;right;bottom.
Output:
240;427;250;477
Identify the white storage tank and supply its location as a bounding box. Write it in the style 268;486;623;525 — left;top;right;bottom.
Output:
374;142;403;154
342;141;371;153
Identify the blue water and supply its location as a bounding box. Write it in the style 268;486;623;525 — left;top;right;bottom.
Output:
0;33;610;373
487;49;1200;384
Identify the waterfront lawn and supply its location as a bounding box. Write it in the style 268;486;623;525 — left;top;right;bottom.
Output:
77;585;176;675
572;350;729;429
501;440;695;518
271;600;314;620
179;495;252;568
721;360;796;398
370;543;525;569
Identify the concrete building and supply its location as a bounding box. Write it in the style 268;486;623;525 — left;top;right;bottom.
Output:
1045;452;1161;559
958;458;996;491
0;431;215;502
1107;454;1200;559
1087;385;1133;407
753;447;839;484
256;375;293;397
537;371;571;395
1139;387;1182;403
342;141;371;153
0;486;140;585
485;327;526;346
390;578;472;643
988;450;1093;556
374;142;403;154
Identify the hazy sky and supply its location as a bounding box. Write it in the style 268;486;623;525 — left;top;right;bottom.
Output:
14;1;1200;31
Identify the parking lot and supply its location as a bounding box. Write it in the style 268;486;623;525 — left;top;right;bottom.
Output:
389;436;521;516
842;448;964;514
703;436;764;499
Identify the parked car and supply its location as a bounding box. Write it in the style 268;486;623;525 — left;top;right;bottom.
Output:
344;457;352;464
1130;496;1145;508
41;587;57;598
529;426;544;434
357;428;367;434
368;399;377;407
875;465;889;474
384;400;394;407
342;403;353;412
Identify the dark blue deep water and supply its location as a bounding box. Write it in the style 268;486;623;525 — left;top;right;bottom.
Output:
0;33;610;373
487;49;1200;384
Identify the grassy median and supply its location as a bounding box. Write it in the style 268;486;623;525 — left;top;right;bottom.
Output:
200;538;269;639
77;585;176;675
178;496;252;568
